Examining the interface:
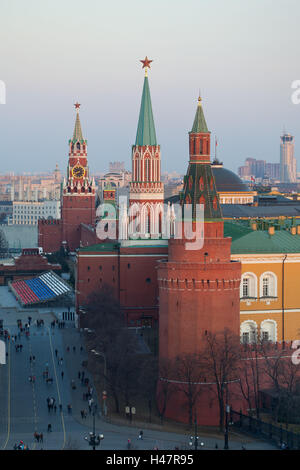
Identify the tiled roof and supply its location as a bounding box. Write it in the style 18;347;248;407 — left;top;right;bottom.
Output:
78;242;119;253
225;224;300;254
190;99;208;133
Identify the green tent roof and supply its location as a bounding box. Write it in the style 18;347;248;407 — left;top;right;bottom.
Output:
135;76;157;146
190;99;209;133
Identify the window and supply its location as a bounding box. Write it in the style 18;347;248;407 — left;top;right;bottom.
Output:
242;278;249;297
262;277;269;297
145;158;150;182
260;320;277;343
146;278;151;283
240;321;258;344
262;331;269;341
240;273;257;299
242;332;250;344
260;272;277;298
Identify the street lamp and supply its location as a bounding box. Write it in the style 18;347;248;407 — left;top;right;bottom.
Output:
224;404;230;450
84;406;104;450
125;406;136;423
91;349;107;416
189;414;204;449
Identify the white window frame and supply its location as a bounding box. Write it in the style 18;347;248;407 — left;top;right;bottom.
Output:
240;272;257;299
259;272;277;298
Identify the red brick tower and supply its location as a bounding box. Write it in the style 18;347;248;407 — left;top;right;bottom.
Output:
129;57;164;239
61;103;96;251
157;96;241;425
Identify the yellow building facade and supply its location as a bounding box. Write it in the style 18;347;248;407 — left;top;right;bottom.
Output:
226;222;300;344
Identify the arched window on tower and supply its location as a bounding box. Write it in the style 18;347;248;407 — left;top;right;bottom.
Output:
146;209;151;234
199;139;203;155
145;158;150;182
76;142;80;150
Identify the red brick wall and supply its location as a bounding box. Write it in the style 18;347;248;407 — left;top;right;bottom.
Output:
76;244;168;325
62;195;95;251
38;219;62;253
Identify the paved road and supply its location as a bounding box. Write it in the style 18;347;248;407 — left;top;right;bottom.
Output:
0;308;277;451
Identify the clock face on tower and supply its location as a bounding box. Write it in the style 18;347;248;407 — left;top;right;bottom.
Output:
72;165;85;179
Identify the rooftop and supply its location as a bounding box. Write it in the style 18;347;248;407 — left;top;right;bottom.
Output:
225;220;300;254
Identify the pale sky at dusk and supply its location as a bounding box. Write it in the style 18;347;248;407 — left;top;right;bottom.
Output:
0;0;300;175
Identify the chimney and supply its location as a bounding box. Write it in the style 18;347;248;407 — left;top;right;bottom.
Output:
251;222;257;231
268;226;275;236
291;226;297;235
297;225;300;235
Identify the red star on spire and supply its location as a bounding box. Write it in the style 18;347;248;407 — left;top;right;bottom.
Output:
140;56;153;69
74;102;81;110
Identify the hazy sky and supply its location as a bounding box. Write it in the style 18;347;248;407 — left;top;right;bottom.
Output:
1;0;300;176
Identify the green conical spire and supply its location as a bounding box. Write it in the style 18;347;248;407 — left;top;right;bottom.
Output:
135;76;157;146
191;96;208;133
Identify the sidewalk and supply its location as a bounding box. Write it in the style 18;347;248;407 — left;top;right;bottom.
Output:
58;326;277;450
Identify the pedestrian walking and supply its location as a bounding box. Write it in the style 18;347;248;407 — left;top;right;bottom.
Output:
40;433;43;443
47;424;52;432
61;371;64;380
73;346;76;353
78;371;81;380
54;404;57;413
67;404;72;414
139;430;143;440
55;349;58;357
59;404;62;413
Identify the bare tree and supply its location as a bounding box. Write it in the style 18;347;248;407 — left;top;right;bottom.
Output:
260;343;300;426
239;340;262;418
81;286;141;414
173;353;204;427
201;329;241;431
137;355;158;423
0;229;8;257
156;357;176;425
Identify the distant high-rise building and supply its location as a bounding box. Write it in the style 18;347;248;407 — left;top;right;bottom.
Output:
280;133;296;183
265;162;280;180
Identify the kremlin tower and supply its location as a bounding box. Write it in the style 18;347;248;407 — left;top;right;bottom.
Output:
61;103;96;251
129;57;164;239
38;104;96;253
157;96;242;425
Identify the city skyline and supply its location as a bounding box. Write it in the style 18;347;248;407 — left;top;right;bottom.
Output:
1;0;300;176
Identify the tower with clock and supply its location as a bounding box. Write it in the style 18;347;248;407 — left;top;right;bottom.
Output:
61;103;96;251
